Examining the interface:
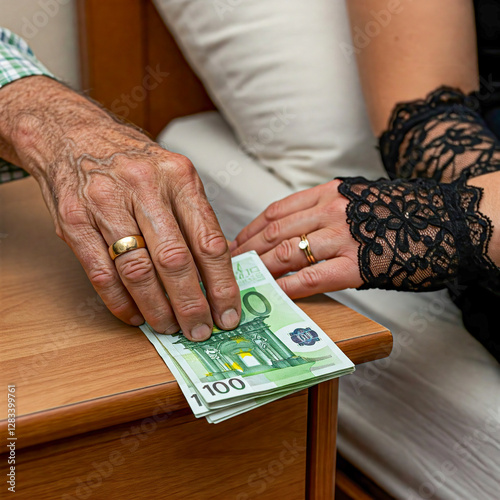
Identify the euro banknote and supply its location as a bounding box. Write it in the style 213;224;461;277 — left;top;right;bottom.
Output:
141;251;354;422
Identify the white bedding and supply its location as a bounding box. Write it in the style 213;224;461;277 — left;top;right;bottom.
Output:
158;112;500;500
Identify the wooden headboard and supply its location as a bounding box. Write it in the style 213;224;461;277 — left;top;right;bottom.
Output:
77;0;215;137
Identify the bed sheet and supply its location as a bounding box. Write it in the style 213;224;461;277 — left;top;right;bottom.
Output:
158;112;500;500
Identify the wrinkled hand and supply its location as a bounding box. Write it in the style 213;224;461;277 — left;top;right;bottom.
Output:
230;180;363;297
3;77;240;340
50;136;241;340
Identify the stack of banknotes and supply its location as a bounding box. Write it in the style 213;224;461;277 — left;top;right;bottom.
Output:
141;251;354;423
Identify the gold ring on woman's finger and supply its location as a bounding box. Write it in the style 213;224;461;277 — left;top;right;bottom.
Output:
298;234;317;265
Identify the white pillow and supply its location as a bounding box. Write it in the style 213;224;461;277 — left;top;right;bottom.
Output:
153;0;385;190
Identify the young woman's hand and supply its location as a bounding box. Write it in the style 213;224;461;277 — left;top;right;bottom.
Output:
230;180;363;298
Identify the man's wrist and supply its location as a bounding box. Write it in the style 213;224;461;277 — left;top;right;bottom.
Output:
0;76;141;176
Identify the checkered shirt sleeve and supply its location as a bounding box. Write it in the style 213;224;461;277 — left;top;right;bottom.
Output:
0;27;54;183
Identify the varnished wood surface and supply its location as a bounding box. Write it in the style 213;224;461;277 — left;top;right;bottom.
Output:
307;380;339;500
13;392;309;500
78;0;148;128
78;0;215;137
0;177;391;450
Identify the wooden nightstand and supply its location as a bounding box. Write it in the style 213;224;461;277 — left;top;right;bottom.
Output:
0;178;391;499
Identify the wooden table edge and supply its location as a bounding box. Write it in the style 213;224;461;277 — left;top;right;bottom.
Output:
0;328;392;451
337;328;393;365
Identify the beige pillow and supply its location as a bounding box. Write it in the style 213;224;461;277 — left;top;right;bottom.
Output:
154;0;385;189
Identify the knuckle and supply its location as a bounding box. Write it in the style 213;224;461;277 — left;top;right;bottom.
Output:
88;266;117;290
197;230;228;259
123;162;158;187
144;306;173;331
320;201;335;218
86;178;115;205
337;256;356;276
331;194;348;214
279;279;291;296
165;155;203;200
263;220;281;244
170;154;195;175
323;225;343;243
58;198;88;227
329;179;343;191
155;243;192;273
209;281;239;303
162;154;197;186
106;295;134;319
275;240;294;264
119;254;155;283
174;297;209;318
264;200;282;221
299;268;320;289
319;196;343;219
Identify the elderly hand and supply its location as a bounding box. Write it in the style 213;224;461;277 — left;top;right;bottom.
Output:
230;180;363;297
0;77;241;340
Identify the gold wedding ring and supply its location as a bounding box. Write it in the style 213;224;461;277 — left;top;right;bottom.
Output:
298;234;317;265
108;235;146;261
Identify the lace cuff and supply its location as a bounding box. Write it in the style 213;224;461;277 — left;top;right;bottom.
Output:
379;87;500;182
337;175;498;292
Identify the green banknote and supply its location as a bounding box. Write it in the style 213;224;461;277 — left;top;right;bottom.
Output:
142;323;306;421
142;324;336;423
142;251;354;413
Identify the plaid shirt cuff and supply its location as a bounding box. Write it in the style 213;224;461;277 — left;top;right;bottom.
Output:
0;27;55;183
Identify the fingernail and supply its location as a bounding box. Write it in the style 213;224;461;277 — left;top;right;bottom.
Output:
163;323;180;335
228;240;238;251
131;315;144;326
191;323;212;341
221;308;239;330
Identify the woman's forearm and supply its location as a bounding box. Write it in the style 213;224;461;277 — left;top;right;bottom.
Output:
346;0;479;135
346;1;499;185
468;171;500;267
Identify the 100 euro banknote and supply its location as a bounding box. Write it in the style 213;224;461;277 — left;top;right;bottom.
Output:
147;251;354;406
141;322;313;420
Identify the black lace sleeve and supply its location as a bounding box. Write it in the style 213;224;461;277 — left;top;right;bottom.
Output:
337;175;499;293
338;86;500;362
379;87;500;182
